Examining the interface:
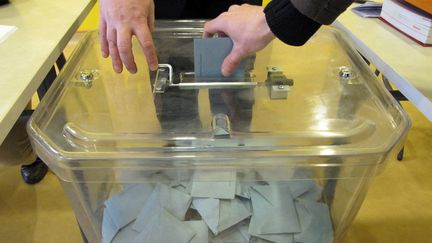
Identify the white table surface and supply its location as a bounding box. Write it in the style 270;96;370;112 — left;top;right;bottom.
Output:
333;3;432;121
0;0;96;145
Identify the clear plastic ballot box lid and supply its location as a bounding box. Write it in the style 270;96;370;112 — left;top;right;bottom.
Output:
28;20;410;183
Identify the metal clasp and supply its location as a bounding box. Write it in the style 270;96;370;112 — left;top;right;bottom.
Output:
338;66;360;84
153;64;257;93
212;113;231;138
75;69;99;88
266;66;293;100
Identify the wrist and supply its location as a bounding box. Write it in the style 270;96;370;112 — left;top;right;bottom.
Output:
264;0;321;46
259;9;276;42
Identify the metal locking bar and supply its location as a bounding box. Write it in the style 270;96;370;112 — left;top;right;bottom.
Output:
265;66;294;100
153;64;257;93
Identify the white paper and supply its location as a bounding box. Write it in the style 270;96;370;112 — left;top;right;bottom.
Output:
248;184;299;243
102;211;118;243
171;181;192;195
133;184;192;232
237;221;251;241
191;170;236;199
104;184;155;230
235;171;260;199
218;199;252;233
248;190;294;243
213;225;248;243
298;183;322;201
112;223;139;243
0;25;17;44
185;221;209;243
133;209;196;243
287;180;316;198
294;200;333;243
236;181;261;199
192;198;220;235
250;237;273;243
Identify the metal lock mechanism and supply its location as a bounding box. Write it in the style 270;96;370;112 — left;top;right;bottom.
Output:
75;69;99;88
265;66;294;100
153;64;257;93
212;113;231;138
338;66;359;84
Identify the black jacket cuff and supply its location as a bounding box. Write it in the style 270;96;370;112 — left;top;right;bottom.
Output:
264;0;321;46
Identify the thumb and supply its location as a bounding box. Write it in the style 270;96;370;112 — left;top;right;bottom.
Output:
222;46;246;77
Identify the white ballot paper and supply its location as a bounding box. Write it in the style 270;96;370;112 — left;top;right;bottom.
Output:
193;198;251;236
213;224;248;243
248;184;300;243
104;184;155;230
250;238;273;243
213;220;251;243
191;170;236;199
192;198;220;235
112;223;139;243
235;171;261;199
287;180;316;198
102;168;332;243
133;183;192;232
298;183;322;201
171;181;192;194
294;200;333;243
218;199;252;233
133;209;196;243
186;221;209;243
102;210;118;243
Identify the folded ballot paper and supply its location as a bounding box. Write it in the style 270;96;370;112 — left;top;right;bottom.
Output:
194;37;256;79
103;169;334;243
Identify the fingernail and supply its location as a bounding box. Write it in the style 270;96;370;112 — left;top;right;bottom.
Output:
114;65;121;73
102;52;108;58
221;67;230;77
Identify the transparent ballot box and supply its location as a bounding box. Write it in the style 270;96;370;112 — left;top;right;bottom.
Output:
28;21;410;243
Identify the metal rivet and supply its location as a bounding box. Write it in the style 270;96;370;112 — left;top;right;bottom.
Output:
339;66;352;79
75;69;99;88
80;71;94;81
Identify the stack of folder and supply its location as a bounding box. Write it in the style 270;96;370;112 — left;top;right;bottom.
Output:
381;0;432;46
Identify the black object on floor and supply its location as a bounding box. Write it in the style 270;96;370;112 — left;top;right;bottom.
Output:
20;158;48;184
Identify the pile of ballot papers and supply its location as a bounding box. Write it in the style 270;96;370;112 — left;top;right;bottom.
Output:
102;170;333;243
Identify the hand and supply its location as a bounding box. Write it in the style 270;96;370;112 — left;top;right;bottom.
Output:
99;0;158;73
204;4;275;77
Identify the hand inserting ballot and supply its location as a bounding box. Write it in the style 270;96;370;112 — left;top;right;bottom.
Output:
99;0;353;75
98;1;274;76
203;4;275;77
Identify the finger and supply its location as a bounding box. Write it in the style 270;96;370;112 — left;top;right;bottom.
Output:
148;2;155;33
99;18;109;58
107;29;123;73
217;31;227;37
134;25;158;71
228;4;240;11
203;16;224;38
222;45;247;77
117;28;137;73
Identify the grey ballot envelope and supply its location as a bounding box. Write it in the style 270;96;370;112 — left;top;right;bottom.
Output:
194;37;246;79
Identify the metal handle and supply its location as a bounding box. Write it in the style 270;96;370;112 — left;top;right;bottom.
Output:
153;64;257;93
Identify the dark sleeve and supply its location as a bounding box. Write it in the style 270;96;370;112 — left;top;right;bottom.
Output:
264;0;322;46
291;0;354;25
